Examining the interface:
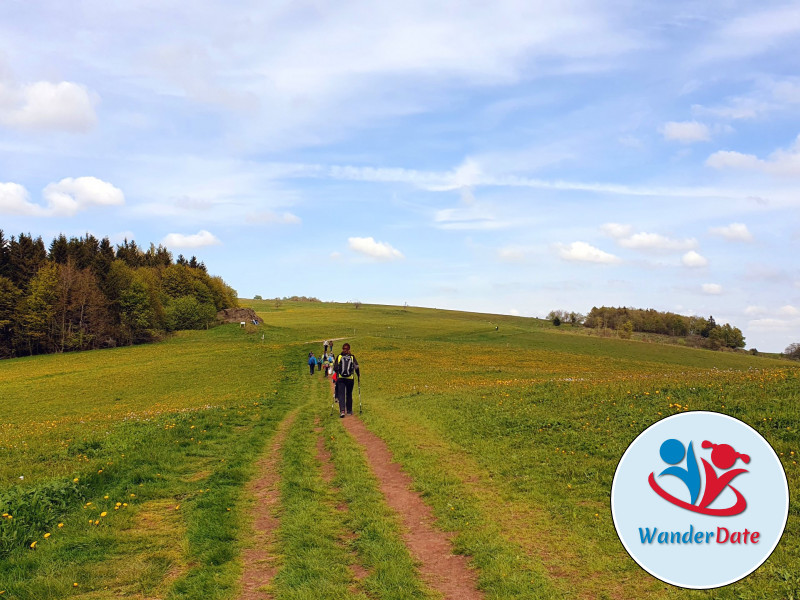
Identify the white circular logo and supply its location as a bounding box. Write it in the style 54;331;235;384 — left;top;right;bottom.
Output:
611;411;789;589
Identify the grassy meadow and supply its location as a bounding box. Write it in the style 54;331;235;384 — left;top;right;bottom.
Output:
0;300;798;599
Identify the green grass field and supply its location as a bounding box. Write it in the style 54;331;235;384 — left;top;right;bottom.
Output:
0;301;797;599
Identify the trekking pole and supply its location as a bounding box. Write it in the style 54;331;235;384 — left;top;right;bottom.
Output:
358;378;362;414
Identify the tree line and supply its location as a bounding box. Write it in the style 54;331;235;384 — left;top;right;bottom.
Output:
548;306;745;350
0;231;238;359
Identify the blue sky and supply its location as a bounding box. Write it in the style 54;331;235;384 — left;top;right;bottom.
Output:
1;1;799;352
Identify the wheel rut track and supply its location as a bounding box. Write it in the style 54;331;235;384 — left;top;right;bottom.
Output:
341;415;484;600
238;409;298;600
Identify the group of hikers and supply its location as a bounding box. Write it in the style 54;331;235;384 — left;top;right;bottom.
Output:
307;339;360;418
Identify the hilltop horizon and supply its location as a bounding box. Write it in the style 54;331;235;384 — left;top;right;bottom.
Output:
2;2;798;354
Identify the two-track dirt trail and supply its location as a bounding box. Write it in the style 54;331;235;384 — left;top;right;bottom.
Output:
239;410;298;600
341;414;484;600
237;379;484;599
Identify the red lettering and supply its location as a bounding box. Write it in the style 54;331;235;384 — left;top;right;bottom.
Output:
715;527;760;544
717;527;729;543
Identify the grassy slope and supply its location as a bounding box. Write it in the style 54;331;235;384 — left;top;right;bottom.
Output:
247;301;799;600
0;300;797;599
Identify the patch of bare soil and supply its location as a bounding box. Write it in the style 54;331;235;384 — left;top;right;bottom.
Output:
341;416;484;600
238;410;297;600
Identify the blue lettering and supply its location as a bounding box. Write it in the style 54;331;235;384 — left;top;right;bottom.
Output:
639;527;658;543
682;525;694;543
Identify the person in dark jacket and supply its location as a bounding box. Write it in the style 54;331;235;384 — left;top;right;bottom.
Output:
334;343;360;417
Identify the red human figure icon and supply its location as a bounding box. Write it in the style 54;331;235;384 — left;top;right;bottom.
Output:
698;441;750;512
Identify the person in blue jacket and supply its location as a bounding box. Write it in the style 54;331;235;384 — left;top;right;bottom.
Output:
307;352;316;375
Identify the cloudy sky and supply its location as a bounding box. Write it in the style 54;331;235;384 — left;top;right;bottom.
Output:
1;1;799;352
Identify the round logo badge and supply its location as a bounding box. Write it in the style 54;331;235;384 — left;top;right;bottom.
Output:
611;411;789;589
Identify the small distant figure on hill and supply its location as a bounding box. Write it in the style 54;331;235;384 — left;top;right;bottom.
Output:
495;325;498;331
323;339;332;353
308;352;316;375
335;343;360;418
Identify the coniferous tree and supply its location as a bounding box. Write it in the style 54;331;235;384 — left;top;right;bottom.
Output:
0;231;237;358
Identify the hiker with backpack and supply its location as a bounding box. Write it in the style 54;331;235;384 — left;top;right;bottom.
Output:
334;343;360;418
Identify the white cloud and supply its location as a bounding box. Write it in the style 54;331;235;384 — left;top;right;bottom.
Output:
748;317;800;332
556;241;620;264
298;160;747;203
697;5;800;63
746;304;800;341
601;222;633;238
246;210;301;225
126;2;641;151
617;232;697;253
706;134;800;177
682;251;708;268
42;177;124;217
0;81;97;132
0;182;42;215
661;121;710;143
0;177;124;217
706;150;763;170
709;223;753;242
434;205;512;230
348;236;404;261
162;230;221;248
702;283;723;295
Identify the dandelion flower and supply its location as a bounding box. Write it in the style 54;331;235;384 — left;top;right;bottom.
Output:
30;541;37;549
100;512;107;517
44;533;51;538
58;523;64;528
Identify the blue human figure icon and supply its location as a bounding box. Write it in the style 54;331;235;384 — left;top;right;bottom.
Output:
658;439;701;505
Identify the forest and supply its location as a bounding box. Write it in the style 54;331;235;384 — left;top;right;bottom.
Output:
548;306;746;350
0;230;238;358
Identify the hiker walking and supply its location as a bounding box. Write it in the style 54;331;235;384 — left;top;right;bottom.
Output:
334;343;360;418
323;339;332;354
307;352;316;375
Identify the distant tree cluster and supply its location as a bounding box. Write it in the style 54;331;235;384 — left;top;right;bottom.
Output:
0;231;238;359
785;343;800;360
546;310;585;327
580;306;745;349
270;296;321;302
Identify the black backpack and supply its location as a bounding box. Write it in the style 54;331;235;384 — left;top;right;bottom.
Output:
338;354;355;377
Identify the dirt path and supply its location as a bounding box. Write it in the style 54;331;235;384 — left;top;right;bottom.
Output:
341;415;484;600
239;410;298;600
313;418;371;592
